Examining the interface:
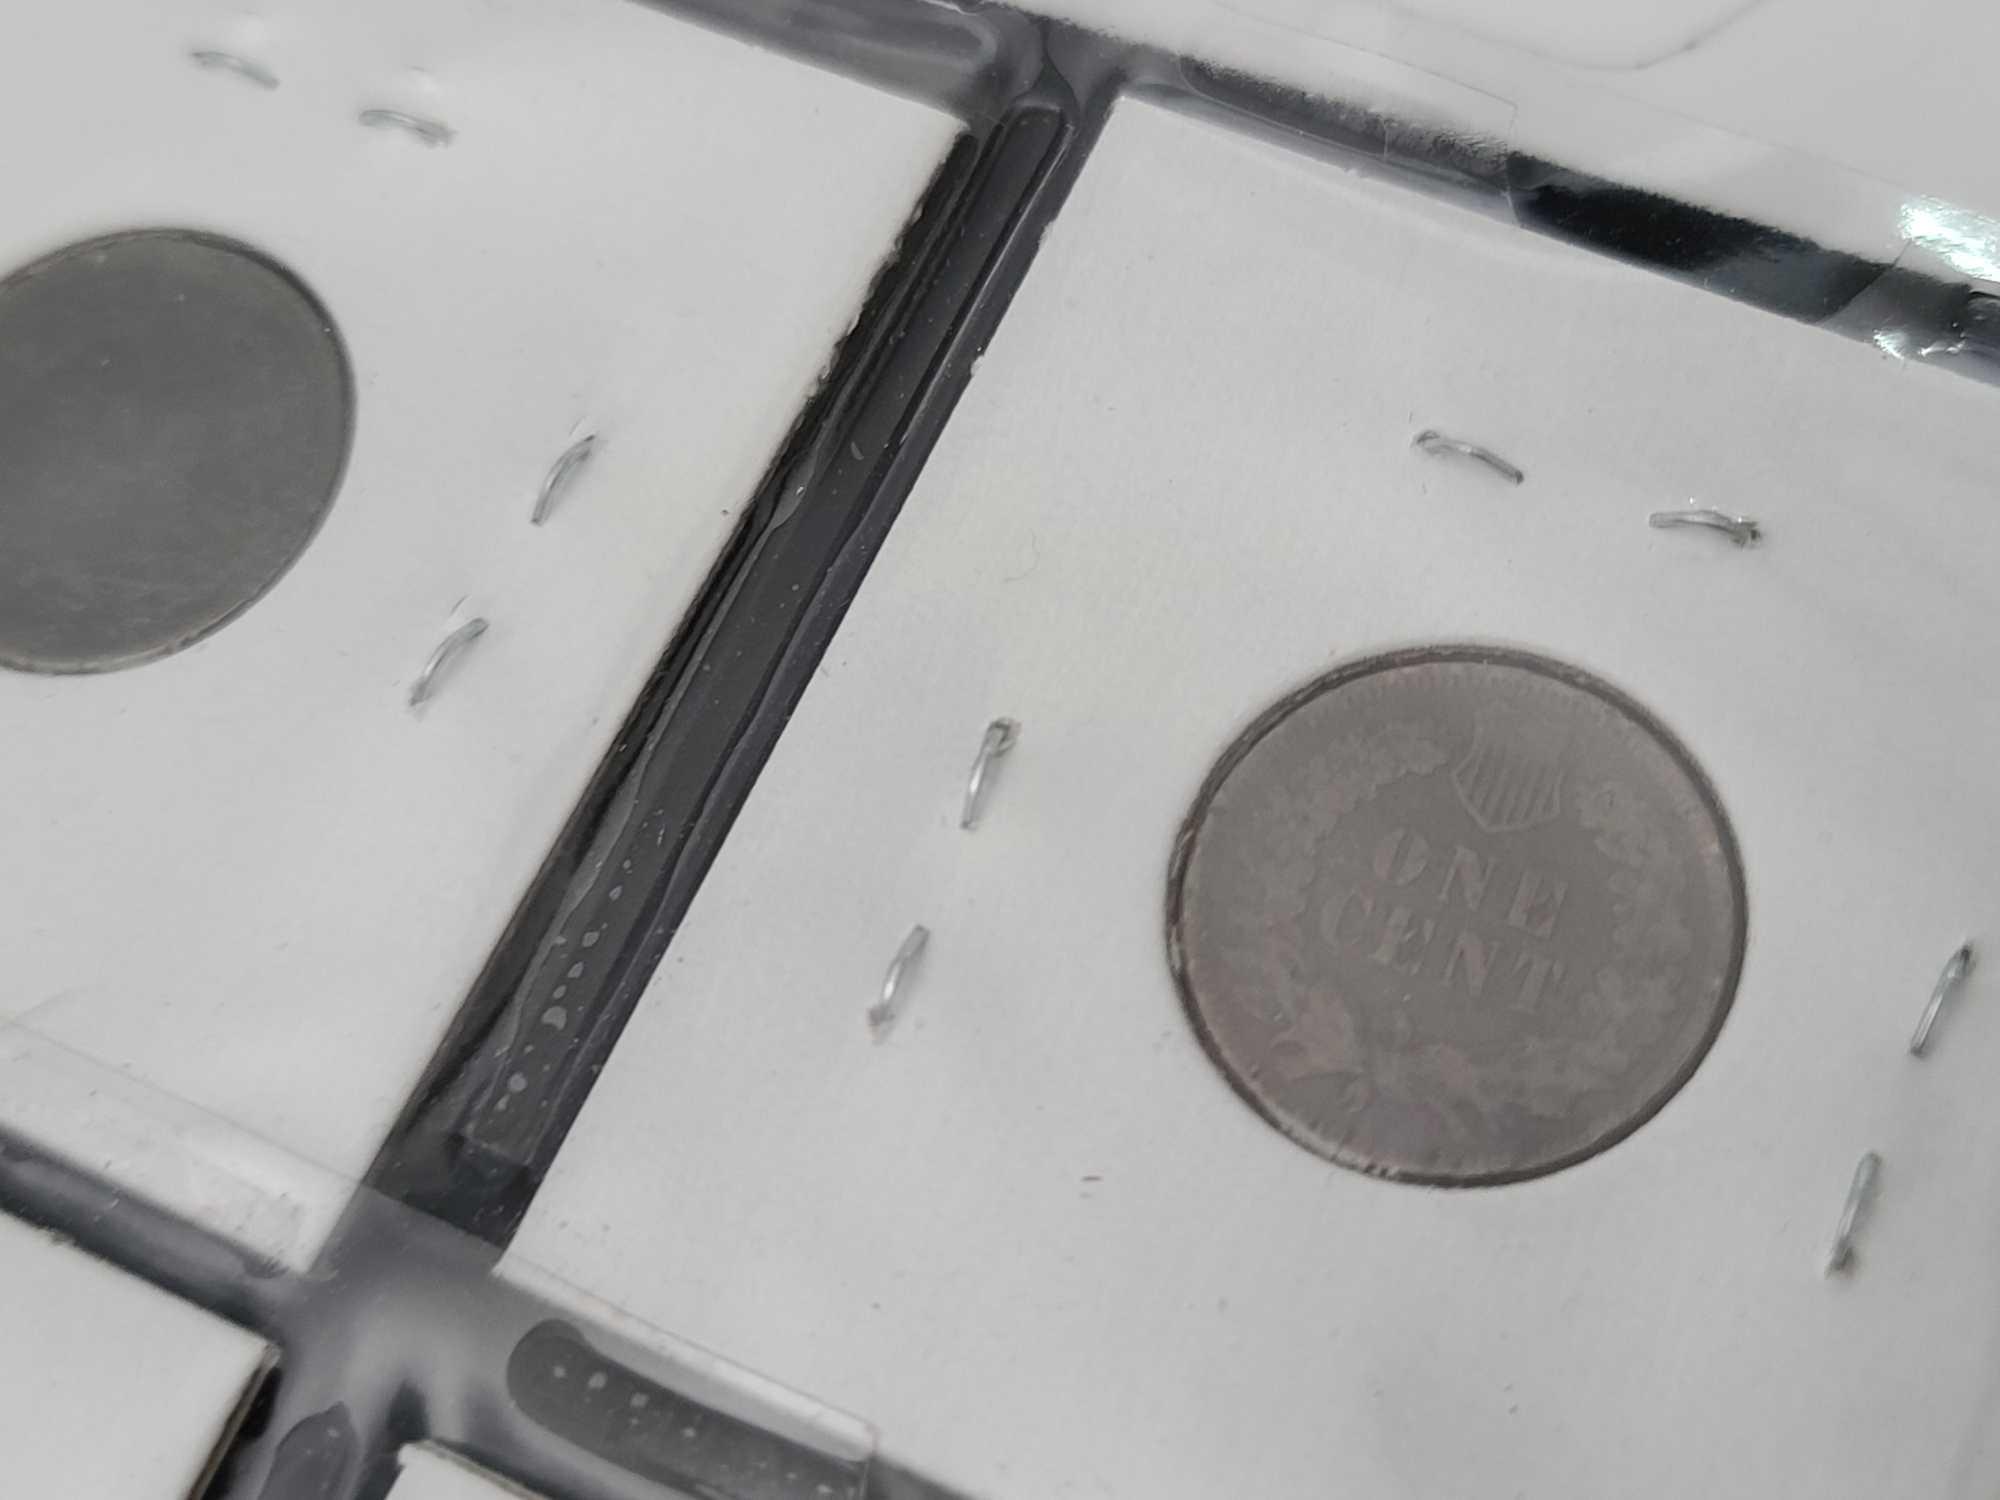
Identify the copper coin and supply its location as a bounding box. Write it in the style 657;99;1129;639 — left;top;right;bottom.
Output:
1168;646;1745;1184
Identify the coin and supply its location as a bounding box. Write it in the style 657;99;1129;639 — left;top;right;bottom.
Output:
0;230;352;674
1168;646;1745;1184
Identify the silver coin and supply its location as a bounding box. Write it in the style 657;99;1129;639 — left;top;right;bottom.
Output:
0;230;352;674
1168;646;1745;1184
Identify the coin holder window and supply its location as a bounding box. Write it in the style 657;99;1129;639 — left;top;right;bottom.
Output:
507;95;2000;1500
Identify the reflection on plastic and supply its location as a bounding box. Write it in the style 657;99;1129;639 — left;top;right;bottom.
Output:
1172;12;2000;378
1218;0;1767;73
257;1406;357;1500
509;1321;867;1500
1898;197;2000;286
1177;48;1514;213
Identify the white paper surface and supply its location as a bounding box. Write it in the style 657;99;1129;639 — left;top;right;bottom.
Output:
0;0;955;1265
0;1212;270;1500
512;97;2000;1500
390;1445;543;1500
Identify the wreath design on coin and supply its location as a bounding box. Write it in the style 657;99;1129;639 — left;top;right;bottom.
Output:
1205;717;1694;1150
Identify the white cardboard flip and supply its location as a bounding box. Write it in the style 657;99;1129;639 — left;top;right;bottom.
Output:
0;0;955;1265
0;1212;271;1500
390;1445;543;1500
512;97;2000;1500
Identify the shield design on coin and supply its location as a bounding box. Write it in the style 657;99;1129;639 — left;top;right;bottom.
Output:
1451;690;1569;834
1166;645;1746;1185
